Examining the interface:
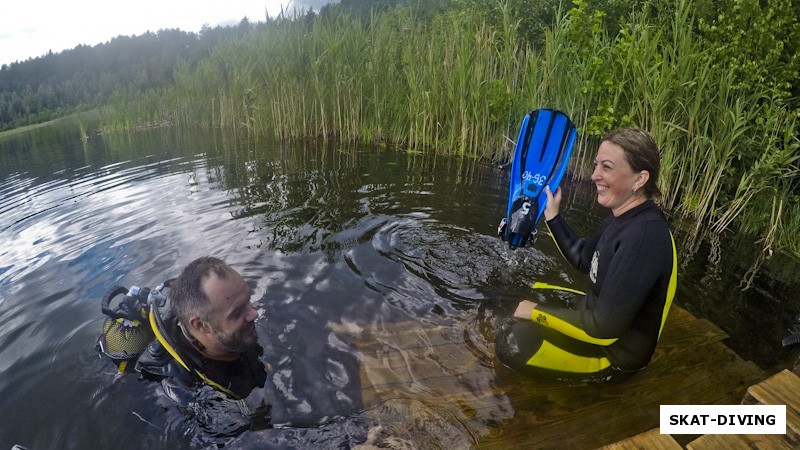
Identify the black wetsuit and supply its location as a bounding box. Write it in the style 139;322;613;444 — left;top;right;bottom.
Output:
135;308;270;444
137;309;267;397
496;200;677;379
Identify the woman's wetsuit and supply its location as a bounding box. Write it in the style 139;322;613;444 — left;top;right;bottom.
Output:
496;199;677;380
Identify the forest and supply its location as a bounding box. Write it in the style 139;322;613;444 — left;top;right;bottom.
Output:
1;0;799;278
0;1;440;131
0;22;255;130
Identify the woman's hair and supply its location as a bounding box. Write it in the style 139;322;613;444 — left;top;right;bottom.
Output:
602;128;662;198
170;256;233;326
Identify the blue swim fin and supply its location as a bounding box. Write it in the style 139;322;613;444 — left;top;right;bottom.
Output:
499;109;576;249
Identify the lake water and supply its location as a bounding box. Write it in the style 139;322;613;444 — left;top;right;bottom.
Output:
1;119;797;449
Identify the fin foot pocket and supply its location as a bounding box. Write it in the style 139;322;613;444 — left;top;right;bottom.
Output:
504;196;538;249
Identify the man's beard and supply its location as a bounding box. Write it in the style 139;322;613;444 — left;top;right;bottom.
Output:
213;327;256;354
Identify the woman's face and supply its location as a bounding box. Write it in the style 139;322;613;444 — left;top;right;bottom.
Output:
591;141;647;216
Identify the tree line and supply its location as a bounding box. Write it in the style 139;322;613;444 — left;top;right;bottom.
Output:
0;20;259;131
0;0;443;131
3;0;797;132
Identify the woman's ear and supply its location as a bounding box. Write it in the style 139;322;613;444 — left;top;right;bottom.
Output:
635;170;650;192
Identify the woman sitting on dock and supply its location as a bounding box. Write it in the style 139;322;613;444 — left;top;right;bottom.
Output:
496;128;678;381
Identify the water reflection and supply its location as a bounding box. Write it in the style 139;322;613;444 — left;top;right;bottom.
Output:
0;121;797;448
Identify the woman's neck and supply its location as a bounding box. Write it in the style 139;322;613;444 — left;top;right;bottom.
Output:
611;194;648;217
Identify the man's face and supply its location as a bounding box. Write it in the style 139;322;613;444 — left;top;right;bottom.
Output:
201;270;260;355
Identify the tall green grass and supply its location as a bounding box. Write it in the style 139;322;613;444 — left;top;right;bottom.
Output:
99;0;799;272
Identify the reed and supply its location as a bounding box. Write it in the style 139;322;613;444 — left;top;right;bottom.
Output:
97;0;799;265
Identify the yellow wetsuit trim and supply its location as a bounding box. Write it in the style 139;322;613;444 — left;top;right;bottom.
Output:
530;309;618;346
531;282;586;296
530;282;615;345
658;232;678;337
148;309;236;398
545;219;570;262
525;338;612;373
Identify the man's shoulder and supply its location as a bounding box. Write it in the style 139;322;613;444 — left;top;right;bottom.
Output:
135;310;203;386
136;340;197;384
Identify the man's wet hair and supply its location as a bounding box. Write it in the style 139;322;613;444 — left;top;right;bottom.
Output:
170;256;234;327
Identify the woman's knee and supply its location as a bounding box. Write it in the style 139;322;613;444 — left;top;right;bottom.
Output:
495;322;543;370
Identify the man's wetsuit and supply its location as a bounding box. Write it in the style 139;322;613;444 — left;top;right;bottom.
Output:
136;306;267;397
496;200;677;380
135;306;270;443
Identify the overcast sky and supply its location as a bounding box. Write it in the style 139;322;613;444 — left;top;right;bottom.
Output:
0;1;336;67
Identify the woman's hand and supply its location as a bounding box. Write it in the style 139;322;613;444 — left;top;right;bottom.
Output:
514;300;538;319
543;186;562;221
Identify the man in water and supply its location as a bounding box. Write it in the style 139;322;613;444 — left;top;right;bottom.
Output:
136;256;271;444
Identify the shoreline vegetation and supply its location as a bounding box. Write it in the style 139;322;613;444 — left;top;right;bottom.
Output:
2;0;799;285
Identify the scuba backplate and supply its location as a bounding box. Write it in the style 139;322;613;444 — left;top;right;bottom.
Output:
96;284;156;372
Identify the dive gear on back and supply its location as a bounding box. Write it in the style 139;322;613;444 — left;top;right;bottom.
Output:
96;278;264;399
94;279;225;389
95;277;271;442
95;285;155;372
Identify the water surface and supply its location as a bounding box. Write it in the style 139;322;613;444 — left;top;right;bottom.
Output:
0;121;797;448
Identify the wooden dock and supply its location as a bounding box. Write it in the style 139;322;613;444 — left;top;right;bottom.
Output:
604;368;800;449
333;305;774;449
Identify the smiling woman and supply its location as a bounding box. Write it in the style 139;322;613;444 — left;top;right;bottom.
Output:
497;128;678;381
591;128;660;217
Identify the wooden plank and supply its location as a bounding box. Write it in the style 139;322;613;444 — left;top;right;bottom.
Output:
341;319;516;440
687;433;800;450
743;369;800;434
661;305;726;332
476;343;763;449
476;307;763;448
330;305;766;449
600;428;682;450
682;370;800;450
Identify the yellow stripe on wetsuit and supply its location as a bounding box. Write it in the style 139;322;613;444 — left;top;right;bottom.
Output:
659;232;678;337
529;309;618;346
525;338;612;373
530;282;618;346
526;282;614;372
531;281;586;296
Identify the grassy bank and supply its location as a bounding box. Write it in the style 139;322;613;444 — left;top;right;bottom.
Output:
99;0;799;276
0;112;90;139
